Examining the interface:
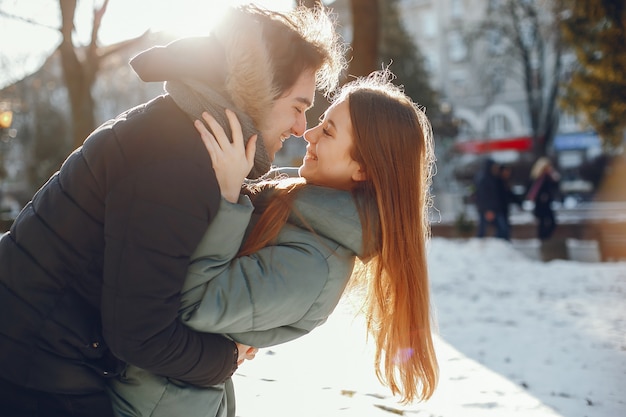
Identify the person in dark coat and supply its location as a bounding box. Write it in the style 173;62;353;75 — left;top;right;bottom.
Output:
0;5;345;417
527;157;561;240
473;158;508;239
497;164;523;240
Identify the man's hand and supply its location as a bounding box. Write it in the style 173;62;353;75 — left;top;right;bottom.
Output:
235;342;258;366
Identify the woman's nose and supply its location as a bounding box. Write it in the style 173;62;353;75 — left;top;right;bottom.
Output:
303;126;317;144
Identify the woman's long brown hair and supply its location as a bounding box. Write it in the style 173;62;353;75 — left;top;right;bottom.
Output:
239;72;438;403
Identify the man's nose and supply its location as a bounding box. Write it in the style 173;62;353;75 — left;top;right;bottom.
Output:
292;113;307;137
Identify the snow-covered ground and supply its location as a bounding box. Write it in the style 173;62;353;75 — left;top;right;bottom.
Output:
231;238;625;417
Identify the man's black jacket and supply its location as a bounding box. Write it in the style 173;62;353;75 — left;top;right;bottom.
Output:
0;95;237;394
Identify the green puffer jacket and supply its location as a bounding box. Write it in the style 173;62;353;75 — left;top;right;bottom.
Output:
108;185;365;417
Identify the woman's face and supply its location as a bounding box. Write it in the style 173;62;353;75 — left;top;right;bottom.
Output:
298;98;366;190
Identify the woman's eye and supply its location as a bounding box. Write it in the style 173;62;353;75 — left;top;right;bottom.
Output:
322;128;331;136
295;107;303;114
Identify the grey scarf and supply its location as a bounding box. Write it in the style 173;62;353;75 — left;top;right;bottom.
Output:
165;80;271;179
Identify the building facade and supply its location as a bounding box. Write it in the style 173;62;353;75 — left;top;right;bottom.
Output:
399;0;570;140
395;0;603;199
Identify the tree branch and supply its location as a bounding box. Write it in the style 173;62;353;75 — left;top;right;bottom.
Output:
0;10;58;31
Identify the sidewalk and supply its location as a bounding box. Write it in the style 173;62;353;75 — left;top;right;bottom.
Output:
232;301;565;417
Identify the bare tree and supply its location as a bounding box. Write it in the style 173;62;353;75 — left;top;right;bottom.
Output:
475;0;564;157
58;0;102;150
0;3;58;88
57;0;150;150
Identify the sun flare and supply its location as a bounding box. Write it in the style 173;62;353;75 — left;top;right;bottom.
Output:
146;1;235;38
99;0;294;45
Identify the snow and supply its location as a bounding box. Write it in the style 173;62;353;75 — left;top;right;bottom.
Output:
231;237;625;417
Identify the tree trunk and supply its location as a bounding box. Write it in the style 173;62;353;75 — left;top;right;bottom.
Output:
58;0;94;150
348;0;379;78
58;0;111;151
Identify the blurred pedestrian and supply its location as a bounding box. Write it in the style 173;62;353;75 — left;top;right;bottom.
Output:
473;158;508;239
527;157;560;240
497;164;522;240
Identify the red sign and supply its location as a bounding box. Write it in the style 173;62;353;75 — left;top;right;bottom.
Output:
454;136;533;154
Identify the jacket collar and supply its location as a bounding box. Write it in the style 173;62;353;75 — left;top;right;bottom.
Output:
289;185;365;257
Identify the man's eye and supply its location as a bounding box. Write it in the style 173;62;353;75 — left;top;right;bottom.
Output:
322;128;331;136
295;107;303;114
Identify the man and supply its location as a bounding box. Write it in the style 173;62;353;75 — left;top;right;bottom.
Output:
474;158;508;239
0;5;345;416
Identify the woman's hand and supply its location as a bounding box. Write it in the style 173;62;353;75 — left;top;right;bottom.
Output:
235;342;258;366
195;110;257;203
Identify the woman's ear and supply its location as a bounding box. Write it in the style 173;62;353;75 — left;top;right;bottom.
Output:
352;165;367;182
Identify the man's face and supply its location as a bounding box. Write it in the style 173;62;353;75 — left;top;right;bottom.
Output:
260;70;316;161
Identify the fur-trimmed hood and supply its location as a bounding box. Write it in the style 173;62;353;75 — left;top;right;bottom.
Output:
214;9;277;133
130;8;276;134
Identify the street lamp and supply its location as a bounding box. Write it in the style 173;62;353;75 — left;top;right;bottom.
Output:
0;108;15;216
0;110;12;129
0;109;16;143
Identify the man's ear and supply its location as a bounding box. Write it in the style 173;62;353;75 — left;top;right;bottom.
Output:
352;165;367;182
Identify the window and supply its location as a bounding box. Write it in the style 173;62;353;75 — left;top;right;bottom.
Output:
421;11;437;38
424;51;439;74
488;0;504;12
520;18;536;49
559;113;579;133
489;66;505;94
487;29;506;55
450;0;464;19
486;114;512;137
448;31;467;62
449;69;467;96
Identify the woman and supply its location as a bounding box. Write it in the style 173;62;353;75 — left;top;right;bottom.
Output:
108;72;438;416
527;157;560;240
